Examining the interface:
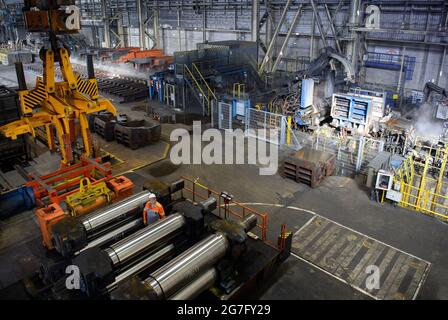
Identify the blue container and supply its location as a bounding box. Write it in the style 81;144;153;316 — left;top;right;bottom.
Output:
0;186;35;218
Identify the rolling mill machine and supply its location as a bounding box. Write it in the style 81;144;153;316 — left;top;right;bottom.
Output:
0;178;292;300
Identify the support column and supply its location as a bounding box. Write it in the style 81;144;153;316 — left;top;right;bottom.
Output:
153;0;161;49
419;9;430;86
347;0;361;74
177;8;182;51
397;46;407;108
101;0;110;47
310;11;315;60
251;0;260;42
437;10;448;86
265;1;273;71
137;0;146;49
437;48;446;86
203;7;207;43
251;0;260;63
117;13;126;48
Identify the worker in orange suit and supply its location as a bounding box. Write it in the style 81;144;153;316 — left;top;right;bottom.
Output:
143;193;165;225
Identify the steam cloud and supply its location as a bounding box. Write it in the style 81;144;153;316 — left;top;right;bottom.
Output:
70;56;148;79
413;102;444;138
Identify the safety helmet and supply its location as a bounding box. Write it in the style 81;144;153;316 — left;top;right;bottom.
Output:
148;193;157;200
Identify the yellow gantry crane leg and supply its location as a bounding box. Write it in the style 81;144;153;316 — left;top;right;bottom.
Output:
0;47;117;166
0;2;117;166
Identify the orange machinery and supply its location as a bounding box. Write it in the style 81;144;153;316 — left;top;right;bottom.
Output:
27;155;134;249
35;174;134;249
26;156;113;207
116;49;174;73
115;49;165;63
36;203;66;250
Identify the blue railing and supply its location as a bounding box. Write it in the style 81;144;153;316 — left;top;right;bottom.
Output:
365;52;416;81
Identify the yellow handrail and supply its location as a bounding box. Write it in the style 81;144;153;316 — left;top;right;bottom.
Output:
184;64;211;114
184;65;206;97
192;63;217;101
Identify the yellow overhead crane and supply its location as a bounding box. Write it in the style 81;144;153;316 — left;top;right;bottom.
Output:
0;1;117;165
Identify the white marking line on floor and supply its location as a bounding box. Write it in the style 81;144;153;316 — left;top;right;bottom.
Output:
294;215;317;235
412;262;432;300
290;252;378;300
231;202;431;300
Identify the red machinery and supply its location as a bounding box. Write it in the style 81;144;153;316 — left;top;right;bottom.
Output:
26;156;112;207
30;157;134;249
115;49;174;72
115;49;165;63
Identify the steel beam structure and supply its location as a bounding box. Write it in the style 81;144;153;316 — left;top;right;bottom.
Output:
309;0;328;48
346;0;361;77
271;5;303;73
101;0;111;47
151;0;161;49
258;0;293;75
324;4;342;54
137;0;146;49
437;47;447;86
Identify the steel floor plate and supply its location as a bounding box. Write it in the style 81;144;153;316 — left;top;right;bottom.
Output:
291;216;431;300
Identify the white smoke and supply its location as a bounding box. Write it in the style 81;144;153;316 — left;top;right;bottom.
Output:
70;56;148;79
413;102;444;138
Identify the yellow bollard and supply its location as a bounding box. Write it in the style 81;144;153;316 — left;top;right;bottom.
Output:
287;116;292;145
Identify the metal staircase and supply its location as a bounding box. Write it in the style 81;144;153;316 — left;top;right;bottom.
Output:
183;63;217;116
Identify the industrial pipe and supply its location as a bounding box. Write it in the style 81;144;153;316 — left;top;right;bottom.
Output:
169;268;217;300
80;190;150;234
144;233;229;299
104;213;186;269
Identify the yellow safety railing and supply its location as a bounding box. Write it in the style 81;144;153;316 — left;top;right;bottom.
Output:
393;144;448;221
287;116;292;145
232;83;245;99
184;64;215;115
192;63;216;101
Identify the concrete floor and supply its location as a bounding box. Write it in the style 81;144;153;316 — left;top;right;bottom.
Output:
1;64;448;300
